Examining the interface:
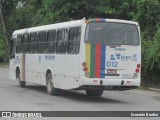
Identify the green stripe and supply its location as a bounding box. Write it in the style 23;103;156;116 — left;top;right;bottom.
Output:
90;44;96;78
90;19;96;22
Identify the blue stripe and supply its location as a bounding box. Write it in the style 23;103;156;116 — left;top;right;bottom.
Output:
100;45;106;78
100;19;106;23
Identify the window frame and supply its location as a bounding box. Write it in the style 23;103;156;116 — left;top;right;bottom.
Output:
16;34;23;53
30;32;38;54
46;30;57;54
67;27;81;55
37;31;47;54
56;29;68;54
10;38;16;58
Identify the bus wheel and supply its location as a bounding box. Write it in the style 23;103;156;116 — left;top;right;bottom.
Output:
86;89;104;96
16;71;25;88
46;73;57;95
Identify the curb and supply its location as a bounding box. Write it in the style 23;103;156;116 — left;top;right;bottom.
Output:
0;66;9;69
149;88;160;92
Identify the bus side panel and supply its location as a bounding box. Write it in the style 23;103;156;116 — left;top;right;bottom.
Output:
25;54;42;84
49;55;79;90
79;24;87;86
65;55;80;89
48;55;66;89
9;59;16;80
25;54;33;83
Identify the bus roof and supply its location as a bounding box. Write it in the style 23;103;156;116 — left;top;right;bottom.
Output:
12;18;139;35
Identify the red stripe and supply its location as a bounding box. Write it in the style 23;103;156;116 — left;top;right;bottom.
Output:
96;18;100;23
95;44;101;78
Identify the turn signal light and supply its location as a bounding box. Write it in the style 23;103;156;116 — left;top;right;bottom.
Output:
135;69;139;73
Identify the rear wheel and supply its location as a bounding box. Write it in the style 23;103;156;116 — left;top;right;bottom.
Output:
46;73;58;95
86;89;104;96
16;71;25;88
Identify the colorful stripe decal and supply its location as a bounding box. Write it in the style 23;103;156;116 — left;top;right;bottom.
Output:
90;44;96;78
85;44;106;78
100;45;106;78
95;44;101;78
88;18;107;23
85;44;91;77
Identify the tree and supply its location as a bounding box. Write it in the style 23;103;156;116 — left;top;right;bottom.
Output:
134;0;160;39
0;0;8;48
0;0;20;61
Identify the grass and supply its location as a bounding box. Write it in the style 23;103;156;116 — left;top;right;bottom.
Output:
0;62;9;68
139;83;160;90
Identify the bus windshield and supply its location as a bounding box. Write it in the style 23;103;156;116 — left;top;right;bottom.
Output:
85;23;139;46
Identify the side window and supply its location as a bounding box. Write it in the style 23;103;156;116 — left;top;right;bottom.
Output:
23;34;29;43
46;30;56;53
10;38;16;59
30;33;37;53
21;34;30;53
56;29;68;54
16;35;22;53
37;31;46;53
67;27;81;54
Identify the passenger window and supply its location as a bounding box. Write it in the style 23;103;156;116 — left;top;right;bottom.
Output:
10;38;16;58
37;31;47;53
30;33;38;53
67;27;81;54
46;30;56;53
56;29;68;54
16;35;22;53
21;34;30;53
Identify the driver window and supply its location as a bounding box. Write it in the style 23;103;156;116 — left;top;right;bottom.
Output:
10;38;16;59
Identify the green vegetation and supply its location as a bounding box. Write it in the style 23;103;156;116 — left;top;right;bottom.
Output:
0;0;160;86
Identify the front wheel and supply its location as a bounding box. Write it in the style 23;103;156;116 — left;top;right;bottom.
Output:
46;73;58;95
86;89;104;96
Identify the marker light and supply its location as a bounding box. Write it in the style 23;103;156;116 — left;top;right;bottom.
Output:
82;62;87;67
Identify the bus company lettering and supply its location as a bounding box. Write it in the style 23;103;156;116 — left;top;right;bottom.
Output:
45;55;55;60
114;48;126;51
110;54;137;61
121;55;131;61
132;54;137;61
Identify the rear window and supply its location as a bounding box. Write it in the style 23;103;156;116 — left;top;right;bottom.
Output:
85;23;139;46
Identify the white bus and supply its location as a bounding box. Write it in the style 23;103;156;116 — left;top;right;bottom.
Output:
10;18;141;96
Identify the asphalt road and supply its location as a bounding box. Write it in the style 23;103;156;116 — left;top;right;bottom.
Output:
0;68;160;120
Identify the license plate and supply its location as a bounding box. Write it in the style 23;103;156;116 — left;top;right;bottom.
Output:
107;69;117;74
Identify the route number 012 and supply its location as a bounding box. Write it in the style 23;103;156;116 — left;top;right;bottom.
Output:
107;61;118;67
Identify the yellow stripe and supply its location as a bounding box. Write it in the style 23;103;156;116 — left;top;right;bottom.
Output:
21;54;25;81
86;44;90;77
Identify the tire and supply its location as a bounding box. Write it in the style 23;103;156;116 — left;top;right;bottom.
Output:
46;73;58;95
16;71;25;88
86;89;104;96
